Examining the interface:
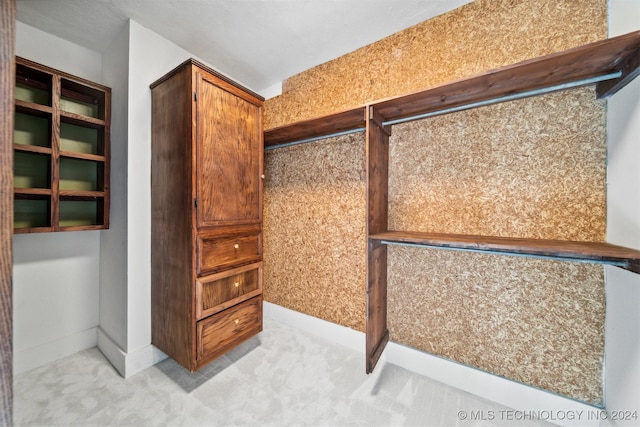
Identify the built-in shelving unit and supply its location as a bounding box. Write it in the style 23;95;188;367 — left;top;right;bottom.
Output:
14;57;110;233
263;30;640;374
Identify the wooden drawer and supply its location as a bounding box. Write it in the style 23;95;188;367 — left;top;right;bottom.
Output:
197;229;261;274
197;295;262;362
196;262;262;319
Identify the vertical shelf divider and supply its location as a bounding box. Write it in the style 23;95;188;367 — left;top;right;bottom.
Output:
365;105;391;373
50;73;60;230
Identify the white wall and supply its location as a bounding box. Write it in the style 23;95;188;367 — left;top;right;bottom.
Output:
604;0;640;424
97;20;130;374
13;22;103;374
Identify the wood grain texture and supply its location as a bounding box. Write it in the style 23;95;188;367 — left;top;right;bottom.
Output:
265;107;366;147
151;64;195;370
196;295;262;368
196;262;262;319
374;30;640;123
365;107;390;373
197;73;262;226
0;0;14;424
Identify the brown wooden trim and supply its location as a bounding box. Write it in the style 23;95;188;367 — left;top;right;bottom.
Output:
59;150;105;162
16;56;111;93
150;58;264;102
374;30;640;123
365;106;390;373
60;111;106;127
15;99;52;115
368;106;391;137
14;144;52;155
597;45;640;98
51;74;61;230
370;231;640;273
366;241;388;374
264;107;366;148
0;0;14;424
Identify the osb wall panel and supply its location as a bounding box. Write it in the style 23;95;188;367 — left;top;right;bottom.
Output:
265;0;606;130
388;86;607;241
386;86;607;405
263;133;367;331
387;247;605;405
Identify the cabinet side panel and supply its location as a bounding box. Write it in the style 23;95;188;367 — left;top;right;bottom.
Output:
366;110;390;373
0;0;14;424
151;66;195;369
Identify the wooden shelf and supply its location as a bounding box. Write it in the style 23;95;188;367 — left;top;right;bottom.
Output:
59;190;105;199
264;107;366;148
370;231;640;274
374;30;640;124
59;151;105;162
60;111;106;128
14;188;52;197
15;99;52;115
14;144;51;155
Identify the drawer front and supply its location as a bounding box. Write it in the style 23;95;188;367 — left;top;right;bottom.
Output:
197;296;262;361
197;230;261;274
196;263;262;319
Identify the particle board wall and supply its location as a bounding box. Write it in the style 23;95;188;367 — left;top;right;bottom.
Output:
265;0;606;129
263;133;367;331
262;0;608;405
386;86;606;405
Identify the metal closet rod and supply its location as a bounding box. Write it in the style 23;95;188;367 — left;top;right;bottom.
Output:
264;127;366;151
378;239;631;269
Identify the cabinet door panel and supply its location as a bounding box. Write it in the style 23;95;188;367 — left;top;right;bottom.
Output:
196;74;261;227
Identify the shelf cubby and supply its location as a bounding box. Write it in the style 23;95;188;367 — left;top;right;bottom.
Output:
14;111;50;147
59;157;102;192
13;57;110;233
60;120;102;155
15;62;51;106
60;78;105;119
13;195;51;230
13;151;50;189
59;197;104;229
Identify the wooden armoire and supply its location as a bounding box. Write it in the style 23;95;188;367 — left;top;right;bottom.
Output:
150;59;264;371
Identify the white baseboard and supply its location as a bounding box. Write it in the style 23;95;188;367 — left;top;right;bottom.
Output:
97;327;167;378
264;302;601;427
14;327;97;375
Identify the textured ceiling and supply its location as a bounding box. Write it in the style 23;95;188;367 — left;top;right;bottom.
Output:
16;0;473;94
